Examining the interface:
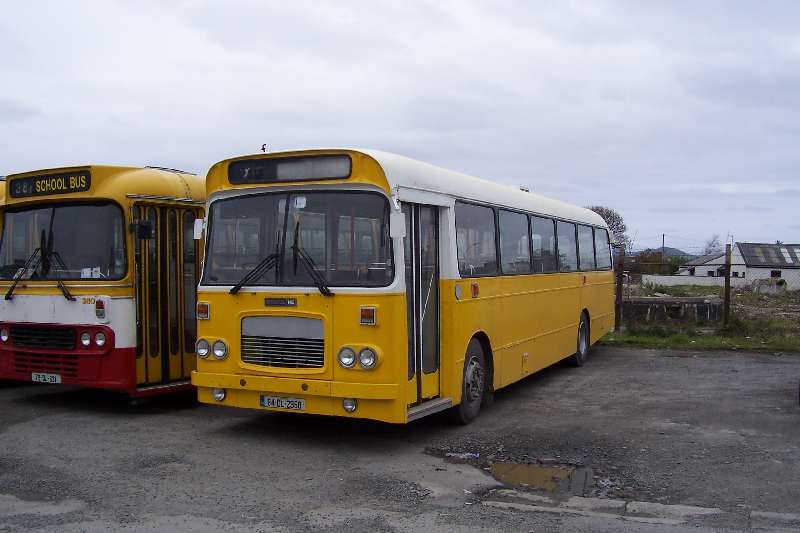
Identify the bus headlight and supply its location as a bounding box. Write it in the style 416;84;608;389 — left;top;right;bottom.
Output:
342;398;358;412
212;388;226;402
80;332;91;347
337;347;356;368
95;332;106;347
0;328;8;342
212;340;228;360
358;348;377;369
196;339;210;358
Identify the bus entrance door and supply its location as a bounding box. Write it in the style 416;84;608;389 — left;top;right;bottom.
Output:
403;204;440;405
135;205;192;387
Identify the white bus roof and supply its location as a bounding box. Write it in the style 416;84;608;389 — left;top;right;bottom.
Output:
354;149;607;228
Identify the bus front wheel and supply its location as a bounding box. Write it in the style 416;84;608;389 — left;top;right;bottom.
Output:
567;313;590;367
451;339;486;425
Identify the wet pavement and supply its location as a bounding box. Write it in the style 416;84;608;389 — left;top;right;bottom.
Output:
1;346;799;532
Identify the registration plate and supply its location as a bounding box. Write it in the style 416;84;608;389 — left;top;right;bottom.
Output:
31;372;61;384
260;395;306;411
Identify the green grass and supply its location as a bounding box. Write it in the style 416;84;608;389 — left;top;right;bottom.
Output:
602;332;800;352
602;322;800;352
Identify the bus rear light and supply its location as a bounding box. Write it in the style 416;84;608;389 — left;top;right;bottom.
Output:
471;282;480;298
95;300;106;320
359;306;377;326
197;302;210;320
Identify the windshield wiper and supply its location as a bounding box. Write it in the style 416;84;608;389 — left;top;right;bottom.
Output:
47;251;76;302
291;226;333;297
229;252;280;295
4;248;41;301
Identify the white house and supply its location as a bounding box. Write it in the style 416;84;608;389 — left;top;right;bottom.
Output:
673;242;800;290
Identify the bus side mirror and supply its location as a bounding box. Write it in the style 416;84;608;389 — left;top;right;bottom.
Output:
193;218;205;240
389;211;406;239
133;220;154;240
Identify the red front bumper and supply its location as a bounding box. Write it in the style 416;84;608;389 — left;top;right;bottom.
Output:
0;322;135;393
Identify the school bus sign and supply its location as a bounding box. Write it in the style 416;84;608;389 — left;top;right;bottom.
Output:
9;170;91;198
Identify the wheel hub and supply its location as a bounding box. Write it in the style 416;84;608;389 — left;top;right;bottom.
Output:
465;357;483;402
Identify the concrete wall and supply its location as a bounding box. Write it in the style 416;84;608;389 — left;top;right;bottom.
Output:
622;296;723;325
642;274;750;288
746;267;800;290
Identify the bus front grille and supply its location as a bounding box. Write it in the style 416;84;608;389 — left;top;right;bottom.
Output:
10;325;76;350
14;352;79;377
241;336;325;369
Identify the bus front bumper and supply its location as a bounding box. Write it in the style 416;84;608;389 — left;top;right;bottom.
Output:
191;370;405;423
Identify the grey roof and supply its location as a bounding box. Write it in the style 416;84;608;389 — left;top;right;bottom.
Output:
683;251;725;266
738;242;800;268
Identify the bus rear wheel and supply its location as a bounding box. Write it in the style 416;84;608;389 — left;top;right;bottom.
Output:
450;339;486;425
567;313;590;367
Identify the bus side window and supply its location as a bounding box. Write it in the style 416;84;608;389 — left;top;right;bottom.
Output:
531;215;557;273
455;202;498;277
556;221;578;272
595;228;612;270
577;224;596;271
499;210;530;274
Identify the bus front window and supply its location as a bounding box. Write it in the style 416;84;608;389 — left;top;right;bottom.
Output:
204;191;394;287
0;202;126;280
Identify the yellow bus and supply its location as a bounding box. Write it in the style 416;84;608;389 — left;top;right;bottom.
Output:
192;150;614;423
0;177;5;238
0;166;205;397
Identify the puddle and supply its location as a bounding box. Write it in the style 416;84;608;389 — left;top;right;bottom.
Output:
490;463;592;495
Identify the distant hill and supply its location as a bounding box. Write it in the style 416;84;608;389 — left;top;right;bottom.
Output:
630;247;696;260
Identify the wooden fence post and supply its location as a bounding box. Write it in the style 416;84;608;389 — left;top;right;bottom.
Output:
615;245;625;332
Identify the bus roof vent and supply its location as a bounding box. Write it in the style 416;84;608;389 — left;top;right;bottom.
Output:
145;166;196;175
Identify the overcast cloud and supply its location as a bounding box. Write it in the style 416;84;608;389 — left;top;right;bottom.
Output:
1;1;797;251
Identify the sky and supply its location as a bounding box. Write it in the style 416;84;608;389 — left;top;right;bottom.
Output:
1;0;797;252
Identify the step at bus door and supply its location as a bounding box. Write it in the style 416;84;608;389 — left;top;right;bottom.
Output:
403;204;440;405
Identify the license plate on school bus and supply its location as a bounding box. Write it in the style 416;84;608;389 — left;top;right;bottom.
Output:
260;395;306;411
31;373;61;384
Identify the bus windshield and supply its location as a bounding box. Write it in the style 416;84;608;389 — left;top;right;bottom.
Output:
203;191;394;287
0;202;126;280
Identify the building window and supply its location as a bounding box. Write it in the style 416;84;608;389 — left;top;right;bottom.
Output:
707;271;715;277
732;271;739;278
689;267;696;276
771;270;782;278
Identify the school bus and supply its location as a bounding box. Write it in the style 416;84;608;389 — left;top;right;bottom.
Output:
0;166;205;397
192;149;614;423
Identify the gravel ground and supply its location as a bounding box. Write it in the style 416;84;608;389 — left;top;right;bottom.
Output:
1;346;799;532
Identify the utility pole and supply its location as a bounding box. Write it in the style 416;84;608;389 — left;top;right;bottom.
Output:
614;244;625;332
723;243;732;326
661;233;666;275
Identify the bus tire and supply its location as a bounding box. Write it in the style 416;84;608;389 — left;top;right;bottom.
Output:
567;313;590;367
450;338;486;425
